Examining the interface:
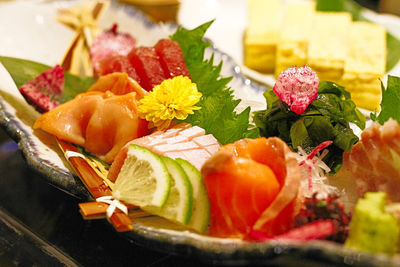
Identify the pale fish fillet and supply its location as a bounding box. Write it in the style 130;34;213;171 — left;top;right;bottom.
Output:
108;123;221;182
343;119;400;202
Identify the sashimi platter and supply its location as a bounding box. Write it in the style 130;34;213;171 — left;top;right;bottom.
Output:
2;0;400;265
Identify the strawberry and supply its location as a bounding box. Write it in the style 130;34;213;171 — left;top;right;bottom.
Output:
273;66;319;115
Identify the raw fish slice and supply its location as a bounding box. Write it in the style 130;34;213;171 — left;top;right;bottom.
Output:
362;124;400;195
155;39;191;79
96;55;141;84
201;137;301;238
34;91;102;145
107;123;220;182
34;91;148;163
19;65;64;112
84;92;148;163
90;24;136;75
344;119;400;202
344;143;378;195
128;47;166;91
88;72;147;99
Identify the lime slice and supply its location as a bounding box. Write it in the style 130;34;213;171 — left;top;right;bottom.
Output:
112;144;171;208
176;158;210;233
145;157;193;225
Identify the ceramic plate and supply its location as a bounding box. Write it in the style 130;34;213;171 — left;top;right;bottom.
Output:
0;1;399;265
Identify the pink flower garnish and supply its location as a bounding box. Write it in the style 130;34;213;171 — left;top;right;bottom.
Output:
273;66;319;115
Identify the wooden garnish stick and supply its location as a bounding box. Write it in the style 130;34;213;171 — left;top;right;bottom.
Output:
57;140;134;232
79;202;150;220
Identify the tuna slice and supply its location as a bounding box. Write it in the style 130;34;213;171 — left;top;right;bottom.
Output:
154;39;190;79
128;47;166;91
19;65;64;113
90;24;137;75
343;119;400;202
107;123;220;182
96;55;141;84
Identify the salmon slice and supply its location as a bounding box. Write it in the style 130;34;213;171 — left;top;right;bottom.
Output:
34;91;149;163
344;119;400;202
88;72;148;99
128;47;166;91
107;123;220;182
155;39;191;79
201;137;302;238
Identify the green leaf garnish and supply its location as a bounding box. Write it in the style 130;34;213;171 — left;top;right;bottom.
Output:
371;75;400;124
171;21;258;144
316;0;400;72
253;81;365;173
0;56;96;103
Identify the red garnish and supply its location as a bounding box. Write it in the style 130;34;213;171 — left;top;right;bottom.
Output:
273;66;319;115
299;140;333;191
90;24;137;75
295;193;351;243
19;65;64;113
249;220;335;242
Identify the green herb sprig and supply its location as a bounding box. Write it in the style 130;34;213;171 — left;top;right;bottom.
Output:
171;21;258;144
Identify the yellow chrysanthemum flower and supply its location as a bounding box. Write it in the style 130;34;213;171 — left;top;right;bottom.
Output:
138;76;202;130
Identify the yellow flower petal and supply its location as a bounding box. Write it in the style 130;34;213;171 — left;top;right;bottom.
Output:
138;76;202;130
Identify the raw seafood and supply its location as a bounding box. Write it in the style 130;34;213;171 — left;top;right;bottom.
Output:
201;137;302;238
90;24;137;75
343;119;400;202
107;123;220;182
19;65;64;112
33;91;148;163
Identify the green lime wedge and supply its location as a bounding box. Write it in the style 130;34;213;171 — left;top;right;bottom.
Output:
145;157;193;225
112;145;171;208
176;158;210;234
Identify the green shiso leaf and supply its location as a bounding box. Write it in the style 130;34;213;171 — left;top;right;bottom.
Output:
171;21;258;144
371;75;400;124
316;0;400;72
253;81;365;173
0;56;96;103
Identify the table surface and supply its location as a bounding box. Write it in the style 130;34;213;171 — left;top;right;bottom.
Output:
0;1;383;266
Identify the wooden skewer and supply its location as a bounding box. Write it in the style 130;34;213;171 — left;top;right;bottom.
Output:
57;140;135;232
79;202;150;220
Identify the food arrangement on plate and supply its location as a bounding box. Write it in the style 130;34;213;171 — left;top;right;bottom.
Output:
2;0;400;264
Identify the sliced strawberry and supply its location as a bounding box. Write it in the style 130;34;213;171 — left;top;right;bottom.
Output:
19;65;64;113
154;39;190;79
90;24;137;75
